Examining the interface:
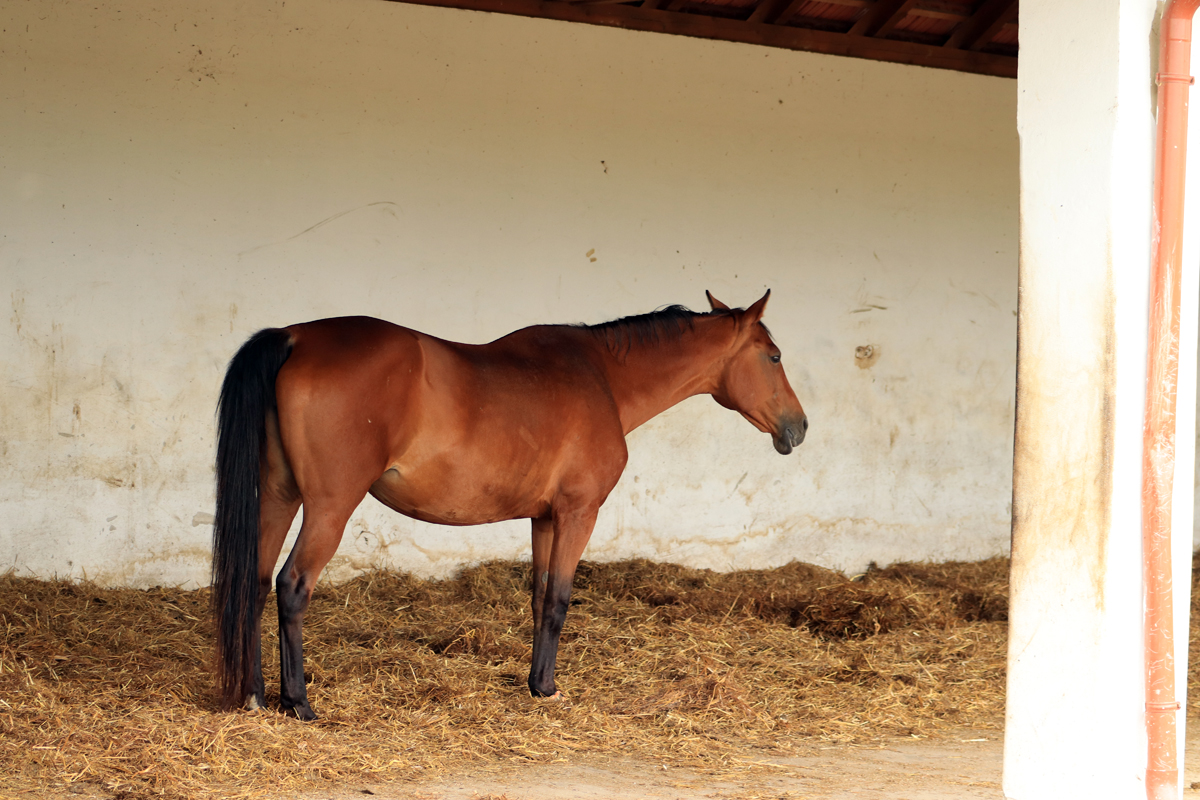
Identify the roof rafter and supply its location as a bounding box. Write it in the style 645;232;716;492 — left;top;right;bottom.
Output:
383;0;1018;78
746;0;790;25
850;0;917;37
966;0;1018;52
942;0;1016;50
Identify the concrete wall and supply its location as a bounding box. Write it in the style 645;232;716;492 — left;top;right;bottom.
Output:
0;0;1019;587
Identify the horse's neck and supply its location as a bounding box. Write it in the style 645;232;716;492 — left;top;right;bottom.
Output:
598;317;735;435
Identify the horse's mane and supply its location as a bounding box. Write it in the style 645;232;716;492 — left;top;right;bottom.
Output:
580;305;734;359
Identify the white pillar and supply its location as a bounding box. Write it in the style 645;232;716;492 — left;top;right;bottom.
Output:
1005;1;1195;798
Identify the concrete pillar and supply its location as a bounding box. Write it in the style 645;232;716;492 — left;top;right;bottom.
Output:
1005;0;1197;797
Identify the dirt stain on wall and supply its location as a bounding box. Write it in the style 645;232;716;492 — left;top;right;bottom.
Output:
1010;251;1114;612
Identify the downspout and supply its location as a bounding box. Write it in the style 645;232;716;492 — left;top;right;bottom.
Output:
1144;2;1200;799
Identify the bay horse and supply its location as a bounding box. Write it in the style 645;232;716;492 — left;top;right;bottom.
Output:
212;290;807;719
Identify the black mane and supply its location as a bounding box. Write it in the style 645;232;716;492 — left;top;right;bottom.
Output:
581;305;732;358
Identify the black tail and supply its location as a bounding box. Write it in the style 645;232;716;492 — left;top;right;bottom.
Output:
212;327;293;710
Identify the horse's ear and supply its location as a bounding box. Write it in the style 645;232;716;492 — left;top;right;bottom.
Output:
743;289;771;324
706;290;730;311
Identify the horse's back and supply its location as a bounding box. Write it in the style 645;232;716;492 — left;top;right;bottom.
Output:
276;316;611;423
284;315;421;372
271;316;627;522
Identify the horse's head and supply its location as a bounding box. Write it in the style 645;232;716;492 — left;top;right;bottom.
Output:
707;290;808;455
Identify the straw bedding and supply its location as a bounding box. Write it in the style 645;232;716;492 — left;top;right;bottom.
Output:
0;555;1012;798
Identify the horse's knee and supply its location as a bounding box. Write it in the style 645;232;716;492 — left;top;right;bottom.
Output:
275;570;312;621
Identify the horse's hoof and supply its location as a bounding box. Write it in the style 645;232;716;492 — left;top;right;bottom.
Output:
538;691;566;702
245;695;263;712
285;703;318;721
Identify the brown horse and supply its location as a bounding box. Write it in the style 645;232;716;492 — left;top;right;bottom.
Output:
212;290;807;719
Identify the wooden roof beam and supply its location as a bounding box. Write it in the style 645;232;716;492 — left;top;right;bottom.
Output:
849;0;917;38
942;0;1018;51
769;0;809;26
871;0;919;38
385;0;1017;78
967;0;1017;51
747;0;791;25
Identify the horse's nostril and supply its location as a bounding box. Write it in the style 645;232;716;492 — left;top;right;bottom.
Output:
785;417;807;447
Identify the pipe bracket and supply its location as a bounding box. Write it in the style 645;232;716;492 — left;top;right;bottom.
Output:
1156;72;1196;85
1146;701;1182;712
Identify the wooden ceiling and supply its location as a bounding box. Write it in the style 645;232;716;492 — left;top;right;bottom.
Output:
387;0;1018;78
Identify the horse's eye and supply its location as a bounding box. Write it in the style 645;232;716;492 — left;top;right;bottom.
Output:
770;354;781;364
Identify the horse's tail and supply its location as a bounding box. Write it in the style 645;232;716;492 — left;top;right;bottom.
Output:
212;327;293;710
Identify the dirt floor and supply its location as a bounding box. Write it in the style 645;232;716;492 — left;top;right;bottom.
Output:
15;724;1200;800
335;730;1009;799
313;721;1200;800
313;724;1200;800
5;729;1006;800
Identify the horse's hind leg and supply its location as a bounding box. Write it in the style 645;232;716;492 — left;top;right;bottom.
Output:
246;408;301;710
247;488;299;710
275;500;360;720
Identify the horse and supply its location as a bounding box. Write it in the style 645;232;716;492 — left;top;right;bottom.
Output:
211;290;807;720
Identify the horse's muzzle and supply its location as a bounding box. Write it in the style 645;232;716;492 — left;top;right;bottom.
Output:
773;414;808;455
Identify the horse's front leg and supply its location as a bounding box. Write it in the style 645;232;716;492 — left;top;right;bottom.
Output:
528;504;599;698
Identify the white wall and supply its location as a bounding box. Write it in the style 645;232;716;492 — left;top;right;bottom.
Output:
0;0;1018;587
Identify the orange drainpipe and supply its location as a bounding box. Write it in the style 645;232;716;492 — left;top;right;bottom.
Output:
1144;2;1200;799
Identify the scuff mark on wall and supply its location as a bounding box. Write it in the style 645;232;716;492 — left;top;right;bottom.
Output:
236;201;399;260
11;292;25;339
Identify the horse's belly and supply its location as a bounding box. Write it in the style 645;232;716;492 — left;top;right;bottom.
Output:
368;467;548;526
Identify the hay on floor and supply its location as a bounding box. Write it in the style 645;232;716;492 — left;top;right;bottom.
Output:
0;556;1010;799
